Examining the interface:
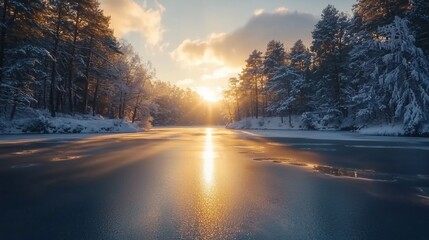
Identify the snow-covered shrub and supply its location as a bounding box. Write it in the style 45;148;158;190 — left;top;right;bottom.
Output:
301;110;343;130
0;118;8;132
244;119;252;128
320;109;343;128
135;116;153;130
420;124;429;137
22;117;52;133
54;123;84;134
301;112;319;130
258;118;265;127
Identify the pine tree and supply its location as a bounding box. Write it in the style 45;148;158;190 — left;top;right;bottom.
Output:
350;16;429;134
290;40;311;77
268;66;304;126
354;0;411;31
376;17;429;134
348;17;387;125
263;40;286;116
0;0;45;81
289;39;311;113
310;5;351;125
0;0;47;119
409;0;429;56
241;50;263;118
78;0;114;114
224;77;241;121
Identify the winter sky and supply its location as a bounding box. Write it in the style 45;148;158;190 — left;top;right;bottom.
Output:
99;0;356;101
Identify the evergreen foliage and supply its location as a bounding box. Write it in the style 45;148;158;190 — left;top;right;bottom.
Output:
224;1;429;135
0;0;213;125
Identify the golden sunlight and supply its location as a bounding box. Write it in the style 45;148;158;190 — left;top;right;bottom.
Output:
203;128;215;187
197;87;221;103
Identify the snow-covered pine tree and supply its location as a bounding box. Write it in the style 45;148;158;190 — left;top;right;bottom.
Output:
289;39;311;113
0;0;45;82
348;15;387;126
354;0;410;31
224;77;241;121
0;0;48;119
45;0;74;117
263;40;287;116
267;65;304;126
77;0;115;114
310;5;352;127
409;0;429;56
376;17;429;134
290;39;311;77
241;50;263;118
1;46;52;120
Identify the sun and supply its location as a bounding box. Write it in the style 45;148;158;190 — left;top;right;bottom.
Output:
197;87;221;103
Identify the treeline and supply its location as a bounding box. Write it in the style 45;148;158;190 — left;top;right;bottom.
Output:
224;0;429;135
0;0;212;126
148;81;223;126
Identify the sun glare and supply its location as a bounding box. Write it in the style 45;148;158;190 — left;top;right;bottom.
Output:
197;87;221;103
203;128;215;188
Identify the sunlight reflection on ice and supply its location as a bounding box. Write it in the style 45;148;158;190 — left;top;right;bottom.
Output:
199;128;230;239
203;128;215;189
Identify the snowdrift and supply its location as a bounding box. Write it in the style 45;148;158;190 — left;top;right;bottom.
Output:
0;109;144;134
227;117;429;136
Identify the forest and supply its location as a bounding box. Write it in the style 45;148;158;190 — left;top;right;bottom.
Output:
2;0;429;135
223;0;429;135
0;0;217;128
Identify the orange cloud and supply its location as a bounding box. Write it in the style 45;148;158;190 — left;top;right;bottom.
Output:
100;0;165;46
275;7;288;14
171;10;317;67
170;34;226;66
201;67;241;81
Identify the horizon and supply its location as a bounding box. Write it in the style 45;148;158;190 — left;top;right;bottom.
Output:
99;0;356;101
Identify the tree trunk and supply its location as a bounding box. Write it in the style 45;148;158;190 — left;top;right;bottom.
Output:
9;102;16;120
49;3;63;117
132;105;137;123
235;99;240;121
42;57;47;109
132;95;141;123
92;77;99;116
0;0;9;82
56;90;63;113
121;92;127;119
67;7;81;115
82;38;93;114
118;90;123;119
255;76;259;119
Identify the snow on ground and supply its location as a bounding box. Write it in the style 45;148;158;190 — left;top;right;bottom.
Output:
0;132;109;144
228;117;429;141
237;129;429;143
227;116;303;130
0;109;143;135
357;125;405;136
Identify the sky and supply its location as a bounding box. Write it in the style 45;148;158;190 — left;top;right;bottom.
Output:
99;0;356;101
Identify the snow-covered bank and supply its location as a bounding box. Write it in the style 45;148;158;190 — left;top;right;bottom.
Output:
226;117;429;137
237;129;429;143
226;117;303;130
0;109;145;134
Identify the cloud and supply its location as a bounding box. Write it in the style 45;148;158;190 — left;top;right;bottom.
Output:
254;9;265;16
176;78;195;87
100;0;165;46
275;7;288;14
171;10;317;67
201;67;241;81
170;33;226;66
